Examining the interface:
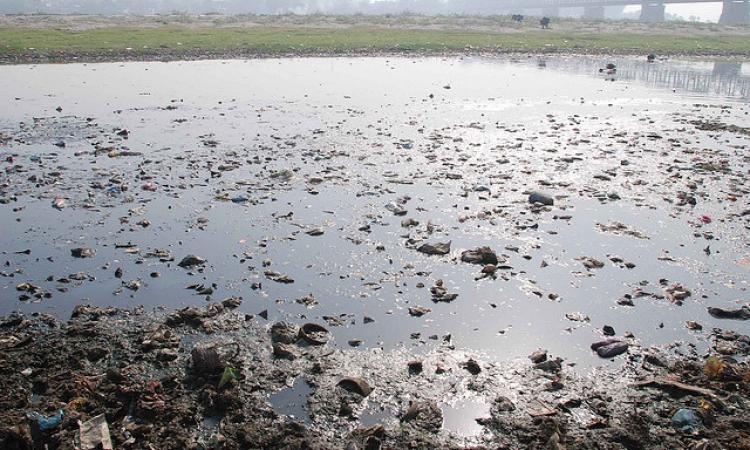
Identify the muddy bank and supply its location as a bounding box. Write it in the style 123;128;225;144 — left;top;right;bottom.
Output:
4;47;750;66
1;303;749;449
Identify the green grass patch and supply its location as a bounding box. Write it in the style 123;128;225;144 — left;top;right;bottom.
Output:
1;26;749;55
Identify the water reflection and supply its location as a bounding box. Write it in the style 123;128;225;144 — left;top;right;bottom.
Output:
534;57;750;99
712;61;742;77
268;377;312;423
441;398;489;437
1;57;748;373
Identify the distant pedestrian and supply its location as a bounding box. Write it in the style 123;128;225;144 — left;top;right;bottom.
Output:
540;17;551;29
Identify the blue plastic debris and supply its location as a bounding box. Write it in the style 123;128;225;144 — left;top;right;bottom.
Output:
671;408;700;430
26;409;64;430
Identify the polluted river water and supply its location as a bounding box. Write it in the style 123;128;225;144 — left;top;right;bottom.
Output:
1;56;749;440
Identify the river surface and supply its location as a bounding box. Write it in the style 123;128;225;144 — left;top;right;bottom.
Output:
1;56;748;374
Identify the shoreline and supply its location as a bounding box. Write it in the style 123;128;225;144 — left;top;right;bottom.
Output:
2;47;750;66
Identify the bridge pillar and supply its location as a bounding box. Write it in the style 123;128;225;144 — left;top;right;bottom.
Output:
583;5;606;19
639;2;665;21
718;0;750;24
542;6;560;17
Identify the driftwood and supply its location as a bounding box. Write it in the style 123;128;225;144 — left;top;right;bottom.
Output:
633;377;717;398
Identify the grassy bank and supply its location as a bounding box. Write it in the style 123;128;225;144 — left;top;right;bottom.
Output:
2;25;750;60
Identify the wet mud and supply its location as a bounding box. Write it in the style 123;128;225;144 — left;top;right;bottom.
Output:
1;304;749;449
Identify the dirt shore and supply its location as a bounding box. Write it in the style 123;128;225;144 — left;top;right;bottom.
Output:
2;47;750;66
1;303;749;449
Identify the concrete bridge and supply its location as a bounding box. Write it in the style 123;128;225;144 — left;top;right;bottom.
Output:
505;0;749;23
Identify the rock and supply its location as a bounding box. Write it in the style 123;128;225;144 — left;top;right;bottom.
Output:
350;425;385;450
401;218;419;227
177;255;205;268
579;257;604;269
591;339;628;358
400;400;443;432
337;376;372;397
617;297;634;307
529;191;554;206
306;227;324;236
707;306;750;320
156;348;178;362
407;360;423;375
299;323;329;345
71;247;95;258
264;271;294;284
529;349;548;363
123;279;142;291
417;241;451;255
545;378;564;391
364;436;381;450
462;358;481;375
272;342;298;360
271;322;299;344
493;396;516;412
295;294;317;307
166;304;224;327
86;346;108;361
644;353;667;367
565;312;590;322
534;357;562;372
221;296;242;308
52;196;67;210
460;247;499;265
106;368;126;384
408;306;431;317
385;202;407;216
665;284;691;303
685;321;703;330
430;284;458;302
602;325;615;336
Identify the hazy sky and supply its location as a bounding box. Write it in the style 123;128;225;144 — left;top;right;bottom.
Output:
626;2;722;21
0;0;730;23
